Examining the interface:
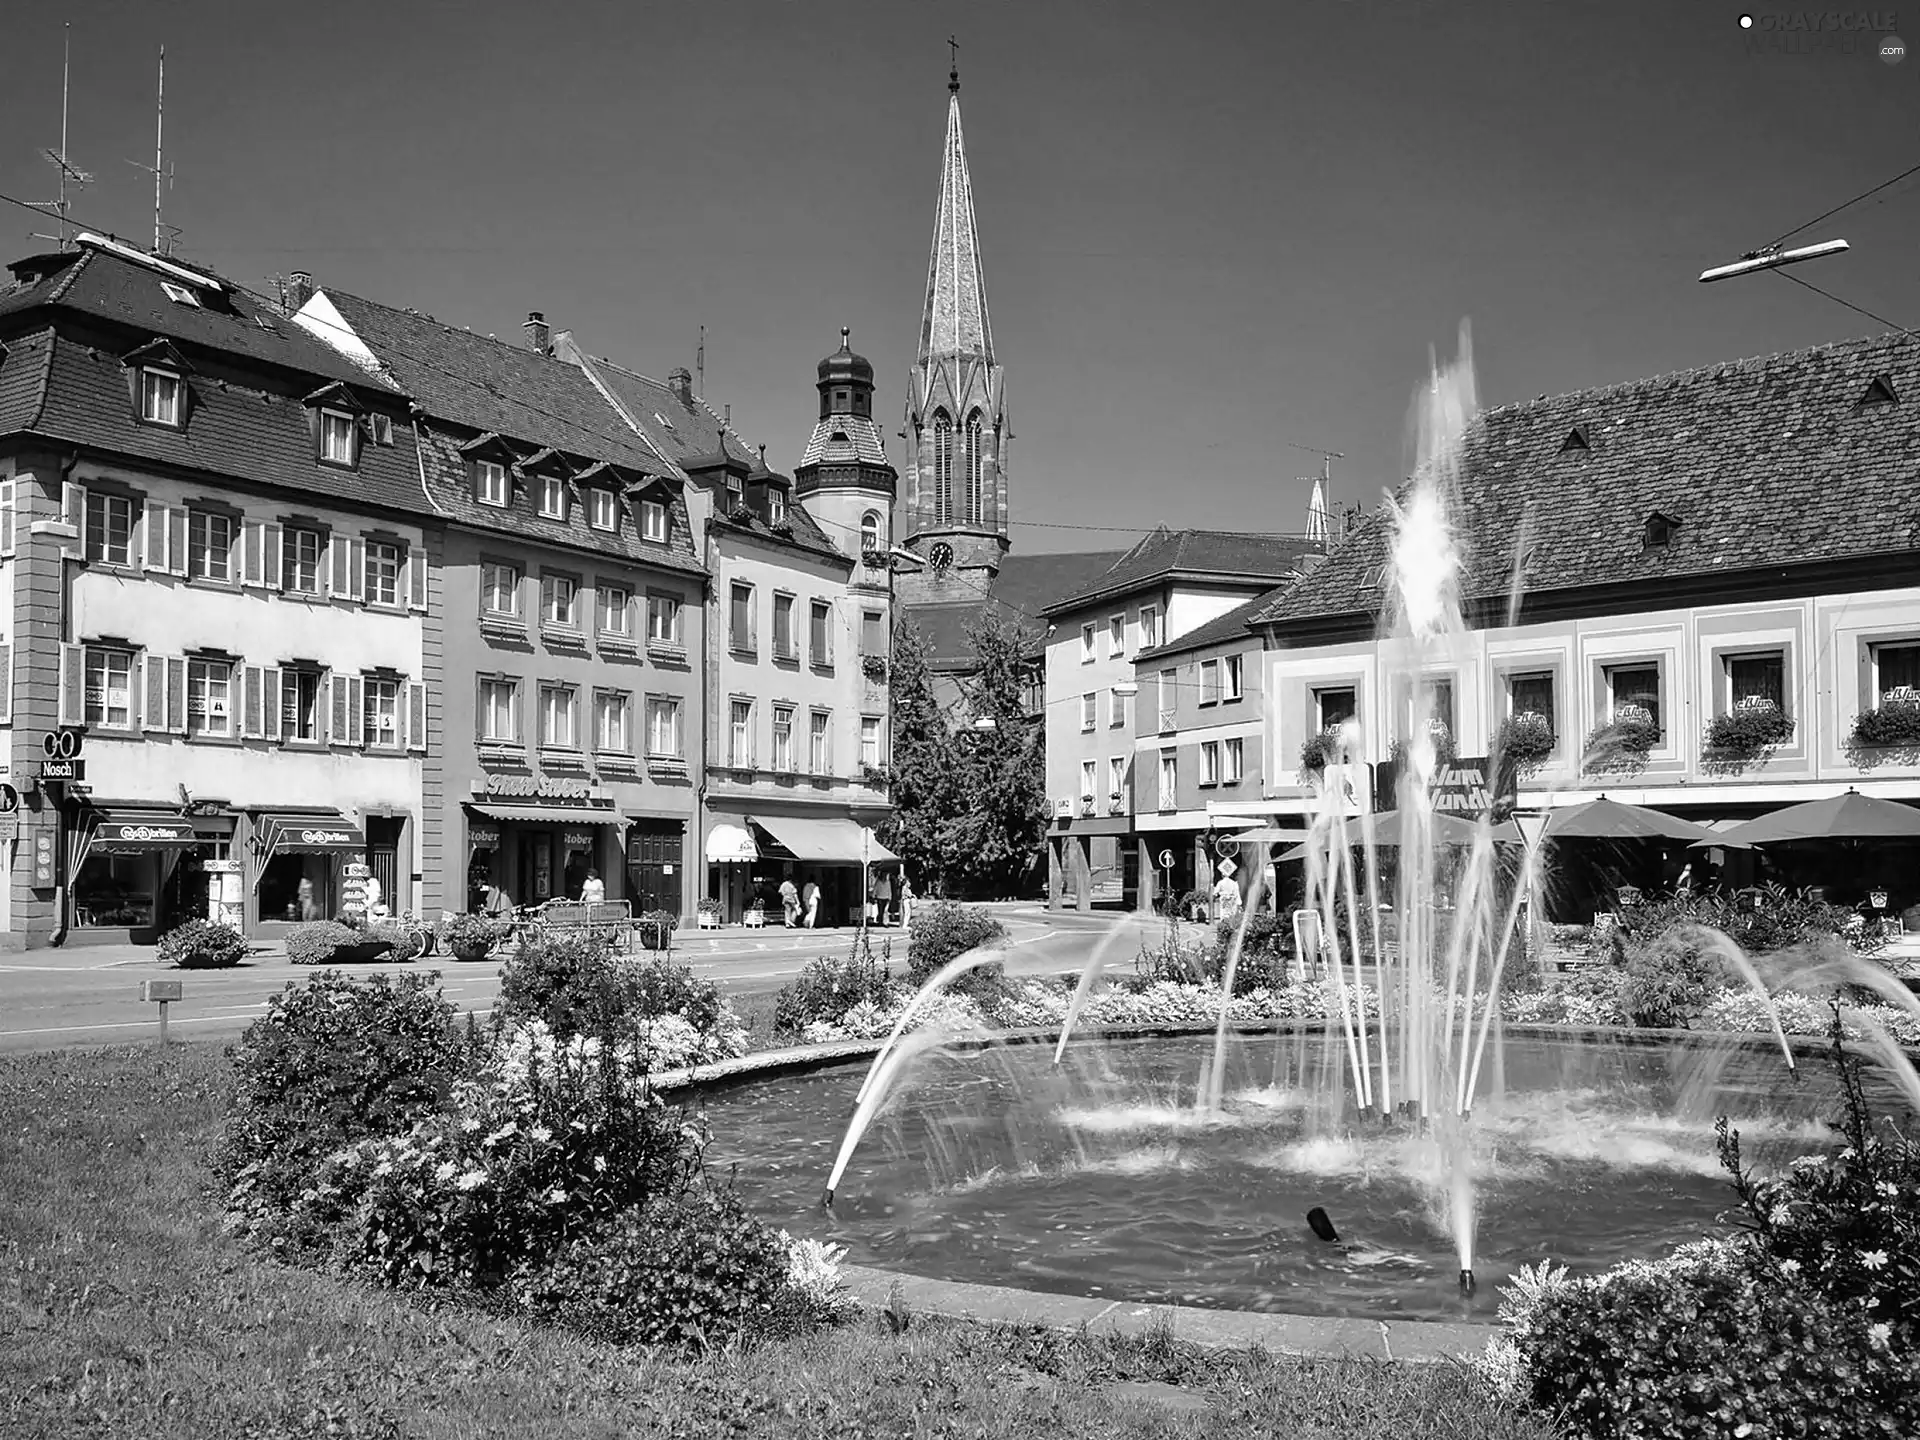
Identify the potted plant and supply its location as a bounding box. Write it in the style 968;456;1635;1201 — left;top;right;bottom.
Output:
635;908;679;952
861;654;889;682
155;918;248;970
1584;710;1661;770
1704;699;1794;758
1299;728;1342;776
1495;710;1556;772
1850;693;1920;748
440;913;503;962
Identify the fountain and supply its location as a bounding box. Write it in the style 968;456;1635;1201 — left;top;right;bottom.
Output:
694;326;1920;1323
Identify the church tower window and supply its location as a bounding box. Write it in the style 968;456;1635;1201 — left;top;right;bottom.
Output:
933;412;954;525
965;412;984;523
861;511;885;554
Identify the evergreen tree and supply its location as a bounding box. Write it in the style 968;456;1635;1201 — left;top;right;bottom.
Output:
878;616;960;890
943;616;1049;898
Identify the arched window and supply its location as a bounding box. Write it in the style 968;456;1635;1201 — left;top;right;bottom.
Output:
861;510;884;555
932;412;953;525
965;411;984;523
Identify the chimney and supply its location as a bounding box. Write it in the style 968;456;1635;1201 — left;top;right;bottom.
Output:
668;367;693;407
286;270;314;314
523;311;551;355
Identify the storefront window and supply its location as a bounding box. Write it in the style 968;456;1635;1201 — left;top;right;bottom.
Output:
260;852;334;922
72;854;156;927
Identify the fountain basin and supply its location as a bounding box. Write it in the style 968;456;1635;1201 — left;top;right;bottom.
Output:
669;1024;1914;1326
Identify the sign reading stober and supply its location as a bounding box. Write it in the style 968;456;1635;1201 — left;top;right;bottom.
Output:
485;773;598;801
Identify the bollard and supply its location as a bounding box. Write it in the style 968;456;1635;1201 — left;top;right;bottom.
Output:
140;979;183;1045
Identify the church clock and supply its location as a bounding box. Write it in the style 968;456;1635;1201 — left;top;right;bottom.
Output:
928;541;954;571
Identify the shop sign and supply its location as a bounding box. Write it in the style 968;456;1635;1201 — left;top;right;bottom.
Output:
469;824;502;850
296;827;360;848
561;830;596;848
100;821;195;845
484;772;599;801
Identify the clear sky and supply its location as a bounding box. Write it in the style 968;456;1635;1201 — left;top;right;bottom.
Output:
1;1;1915;553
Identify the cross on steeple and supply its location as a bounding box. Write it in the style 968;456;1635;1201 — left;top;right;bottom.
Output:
948;35;960;93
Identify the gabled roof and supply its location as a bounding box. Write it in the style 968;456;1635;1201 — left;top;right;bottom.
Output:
1252;330;1920;634
1041;527;1321;616
0;243;397;393
314;291;678;476
1137;581;1297;662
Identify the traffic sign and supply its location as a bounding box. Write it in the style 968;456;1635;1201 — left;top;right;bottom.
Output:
0;784;17;814
1158;848;1175;870
42;728;83;761
39;758;84;783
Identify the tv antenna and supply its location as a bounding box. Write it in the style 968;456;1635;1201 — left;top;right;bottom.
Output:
125;45;177;255
30;25;93;250
697;324;706;397
1287;441;1345;528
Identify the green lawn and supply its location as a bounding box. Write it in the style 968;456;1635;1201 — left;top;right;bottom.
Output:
0;1044;1559;1439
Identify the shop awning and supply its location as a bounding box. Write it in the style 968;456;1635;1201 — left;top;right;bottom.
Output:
88;810;199;854
706;823;759;863
750;816;899;865
466;803;621;826
253;811;365;857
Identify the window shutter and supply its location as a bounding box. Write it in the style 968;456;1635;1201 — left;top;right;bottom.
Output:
328;534;349;597
145;651;165;731
329;673;348;744
406;547;429;611
0;643;11;722
0;481;14;558
406;681;428;753
144;500;166;569
165;507;189;575
348;539;367;602
165;656;187;734
241;665;263;738
347;676;365;747
262;667;282;742
241;520;266;589
262;524;283;591
62;481;86;538
58;644;84;724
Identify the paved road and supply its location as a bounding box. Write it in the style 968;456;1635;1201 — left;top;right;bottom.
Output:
0;906;1161;1054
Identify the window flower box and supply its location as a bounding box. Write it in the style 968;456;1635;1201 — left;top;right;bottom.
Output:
1388;721;1456;770
1851;697;1920;748
1299;728;1342;775
1495;711;1556;772
860;763;891;788
1583;714;1662;769
1704;699;1794;758
861;549;890;571
861;654;888;682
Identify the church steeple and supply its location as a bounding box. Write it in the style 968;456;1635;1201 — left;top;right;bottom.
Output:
901;56;1010;584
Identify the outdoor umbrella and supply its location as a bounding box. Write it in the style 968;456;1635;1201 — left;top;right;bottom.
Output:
1543;798;1720;845
1277;809;1519;861
1701;790;1920;847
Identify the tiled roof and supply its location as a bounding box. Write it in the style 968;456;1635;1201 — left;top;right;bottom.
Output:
318;292;678;475
569;351;847;563
21;333;426;515
799;413;891;468
0;326;55;434
908;550;1130;668
1041;527;1321;615
1;245;398;393
1252;330;1920;632
1138;582;1296;661
412;423;703;576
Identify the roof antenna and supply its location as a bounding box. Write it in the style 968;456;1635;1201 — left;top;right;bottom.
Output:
126;45;177;256
31;25;93;251
696;324;706;399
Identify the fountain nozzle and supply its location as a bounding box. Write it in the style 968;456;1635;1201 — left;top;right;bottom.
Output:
821;1187;836;1209
1459;1268;1476;1295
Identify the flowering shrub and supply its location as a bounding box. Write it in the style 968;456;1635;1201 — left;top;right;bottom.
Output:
906;902;1008;996
1501;983;1630;1028
773;933;902;1037
156;918;248;969
287;920;400;965
219;971;482;1227
987;977;1379;1031
1624;883;1882;958
497;936;743;1059
1494;711;1555;772
1620;923;1735;1027
800;990;986;1044
1298;728;1341;775
1851;698;1920;748
289;1033;706;1288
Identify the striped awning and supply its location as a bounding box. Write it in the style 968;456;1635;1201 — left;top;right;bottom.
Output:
253;811;365;858
89;810;199;854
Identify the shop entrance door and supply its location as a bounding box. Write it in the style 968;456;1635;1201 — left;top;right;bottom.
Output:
366;817;403;914
520;833;554;904
625;821;684;915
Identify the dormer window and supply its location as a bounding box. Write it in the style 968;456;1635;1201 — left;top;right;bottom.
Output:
641;500;668;543
1644;511;1680;549
1857;375;1899;410
588;488;617;531
769;490;787;526
364;413;394;447
1560;425;1591;453
538;475;567;520
319;409;358;466
725;475;744;511
139;368;182;427
476;459;509;507
160;281;201;309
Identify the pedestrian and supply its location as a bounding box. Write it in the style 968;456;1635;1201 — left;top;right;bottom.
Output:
900;874;916;930
580;868;606;904
779;877;799;928
803;879;820;929
296;875;319;922
1211;868;1241;921
873;867;894;925
363;871;387;922
482;883;515;919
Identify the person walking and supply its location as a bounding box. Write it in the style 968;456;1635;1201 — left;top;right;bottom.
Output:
899;874;916;930
873;867;894;925
802;879;821;929
778;877;800;928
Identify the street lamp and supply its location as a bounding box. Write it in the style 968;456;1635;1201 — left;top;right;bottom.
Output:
1698;238;1850;284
